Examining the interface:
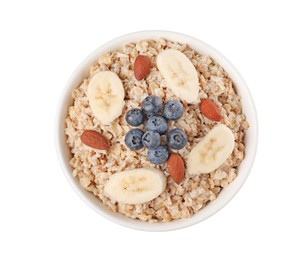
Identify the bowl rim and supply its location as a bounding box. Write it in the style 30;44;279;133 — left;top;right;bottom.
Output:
55;30;258;232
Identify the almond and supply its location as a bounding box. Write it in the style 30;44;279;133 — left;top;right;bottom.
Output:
199;98;222;122
134;55;151;80
80;130;110;150
167;153;185;184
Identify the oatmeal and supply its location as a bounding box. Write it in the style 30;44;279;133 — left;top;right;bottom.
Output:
65;39;248;222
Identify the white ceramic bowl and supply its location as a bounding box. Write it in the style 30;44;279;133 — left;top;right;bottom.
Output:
55;31;258;231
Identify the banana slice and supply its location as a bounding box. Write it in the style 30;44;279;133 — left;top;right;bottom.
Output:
187;124;235;175
104;168;166;204
157;49;199;103
87;71;125;125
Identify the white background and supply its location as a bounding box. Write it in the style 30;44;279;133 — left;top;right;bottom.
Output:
0;0;306;259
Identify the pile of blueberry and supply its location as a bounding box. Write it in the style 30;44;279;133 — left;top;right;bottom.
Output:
124;96;187;165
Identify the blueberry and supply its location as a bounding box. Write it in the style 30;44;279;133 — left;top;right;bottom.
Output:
163;100;183;120
125;108;144;126
147;145;169;165
142;131;161;149
142;96;163;116
166;128;187;150
146;115;168;135
124;129;144;150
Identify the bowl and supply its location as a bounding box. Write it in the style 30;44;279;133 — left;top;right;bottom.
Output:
55;30;258;231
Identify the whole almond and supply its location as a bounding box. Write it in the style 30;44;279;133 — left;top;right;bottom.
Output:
167;153;185;184
80;130;110;150
200;98;222;122
134;55;151;80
